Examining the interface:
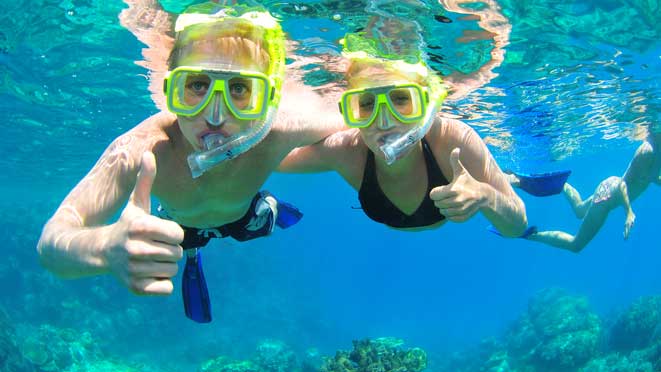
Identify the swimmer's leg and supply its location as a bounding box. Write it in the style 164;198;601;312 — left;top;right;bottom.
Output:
526;203;611;253
563;183;592;219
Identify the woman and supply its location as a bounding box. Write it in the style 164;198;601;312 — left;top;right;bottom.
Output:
279;32;528;236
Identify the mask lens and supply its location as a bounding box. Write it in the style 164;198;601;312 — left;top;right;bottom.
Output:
225;76;268;118
387;86;423;121
169;70;214;115
345;91;377;127
182;73;212;106
167;68;270;119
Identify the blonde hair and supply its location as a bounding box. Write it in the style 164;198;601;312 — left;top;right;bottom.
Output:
168;22;270;71
346;58;428;88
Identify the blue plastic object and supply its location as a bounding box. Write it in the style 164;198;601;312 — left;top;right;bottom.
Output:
515;170;571;197
182;249;212;323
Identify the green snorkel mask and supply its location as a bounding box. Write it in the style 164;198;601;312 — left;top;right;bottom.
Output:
166;2;286;178
341;32;447;165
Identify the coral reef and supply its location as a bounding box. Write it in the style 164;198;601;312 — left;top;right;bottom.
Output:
64;359;165;372
508;288;602;371
436;288;661;372
0;308;36;371
609;295;661;352
200;339;300;372
320;337;427;372
200;356;261;372
253;339;300;372
16;323;102;371
580;351;655;372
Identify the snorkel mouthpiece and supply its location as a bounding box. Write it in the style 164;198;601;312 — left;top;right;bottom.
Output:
380;133;418;165
202;132;231;149
188;108;275;178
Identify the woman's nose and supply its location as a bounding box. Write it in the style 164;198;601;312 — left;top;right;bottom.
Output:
375;105;396;130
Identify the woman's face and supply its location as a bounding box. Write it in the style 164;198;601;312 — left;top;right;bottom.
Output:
174;36;268;151
349;67;425;155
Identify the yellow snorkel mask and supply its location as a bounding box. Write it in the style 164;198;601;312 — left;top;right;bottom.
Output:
165;2;285;178
341;32;447;165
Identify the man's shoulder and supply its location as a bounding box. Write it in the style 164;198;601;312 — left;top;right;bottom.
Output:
104;112;176;162
133;111;177;132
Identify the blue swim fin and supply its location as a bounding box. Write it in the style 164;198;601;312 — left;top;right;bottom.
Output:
182;249;212;323
487;224;538;239
275;199;303;229
512;170;571;197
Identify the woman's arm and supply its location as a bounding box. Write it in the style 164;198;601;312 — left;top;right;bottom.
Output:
620;181;635;239
430;119;528;237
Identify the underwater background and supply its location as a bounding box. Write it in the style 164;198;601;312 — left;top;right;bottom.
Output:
0;0;660;371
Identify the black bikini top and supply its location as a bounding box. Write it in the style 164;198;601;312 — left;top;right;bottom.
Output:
358;138;449;228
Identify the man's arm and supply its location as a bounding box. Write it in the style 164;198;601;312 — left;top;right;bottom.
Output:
38;134;139;278
278;130;356;173
276;79;346;149
37;117;183;295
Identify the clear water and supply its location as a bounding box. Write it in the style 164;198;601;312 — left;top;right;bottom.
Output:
1;0;660;371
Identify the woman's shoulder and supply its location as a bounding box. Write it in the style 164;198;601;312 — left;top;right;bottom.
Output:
428;116;477;150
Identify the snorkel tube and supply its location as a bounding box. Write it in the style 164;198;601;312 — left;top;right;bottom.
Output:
171;3;286;178
342;32;448;165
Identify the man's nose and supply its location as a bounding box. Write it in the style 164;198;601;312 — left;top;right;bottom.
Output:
204;92;227;126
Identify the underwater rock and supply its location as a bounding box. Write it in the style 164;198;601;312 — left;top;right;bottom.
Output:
579;352;654;372
252;339;299;372
438;291;661;372
506;288;601;371
301;347;322;372
65;358;167;372
609;295;661;352
200;356;260;372
0;308;36;371
16;323;101;372
320;337;427;372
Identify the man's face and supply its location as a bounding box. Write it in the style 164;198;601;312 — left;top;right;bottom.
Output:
174;36;269;152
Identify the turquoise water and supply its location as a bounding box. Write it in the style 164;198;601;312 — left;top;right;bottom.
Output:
1;0;660;371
